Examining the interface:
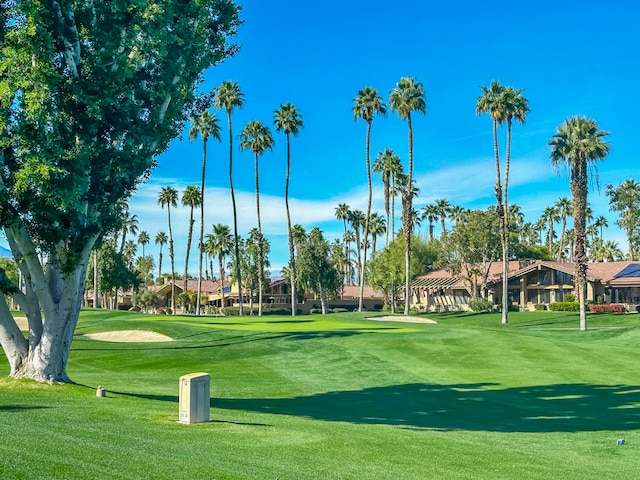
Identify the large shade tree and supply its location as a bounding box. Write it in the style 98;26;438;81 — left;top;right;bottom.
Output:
549;116;610;331
353;86;387;312
239;120;274;316
188;110;221;314
389;77;426;315
606;179;640;260
274;103;304;316
297;228;341;314
214;80;245;315
0;0;240;381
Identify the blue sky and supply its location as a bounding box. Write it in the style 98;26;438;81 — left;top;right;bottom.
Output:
11;1;638;275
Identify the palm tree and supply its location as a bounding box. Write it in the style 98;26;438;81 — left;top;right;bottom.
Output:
476;80;529;324
207;224;233;310
373;148;402;248
335;203;351;285
274;103;304;316
137;231;150;258
353;86;387;311
389;77;426;315
239;119;275;316
602;240;624;262
120;213;139;254
215;80;245;315
389;169;406;244
554;197;573;261
291;224;307;258
181;185;201;292
448;205;466;228
368;212;386;256
508;204;525;236
549;115;611;330
158;186;178;312
606;179;640;260
342;230;356;286
422;204;439;241
594;215;609;241
520;222;537;246
434;198;451;237
540;206;560;254
348;209;365;283
155;231;167;279
188;109;221;315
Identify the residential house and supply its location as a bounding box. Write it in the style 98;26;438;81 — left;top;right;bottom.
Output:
410;260;640;312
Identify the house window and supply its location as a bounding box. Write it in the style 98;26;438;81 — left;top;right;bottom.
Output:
527;289;550;304
555;271;572;285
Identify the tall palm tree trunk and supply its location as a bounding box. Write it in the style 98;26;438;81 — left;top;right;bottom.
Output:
491;118;508;324
254;152;264;316
359;122;372;312
572;165;589;330
218;254;226;310
184;205;195;293
227;111;244;315
285;134;297;316
404;114;413;316
501;120;512;323
167;207;176;314
391;175;396;243
196;139;207;315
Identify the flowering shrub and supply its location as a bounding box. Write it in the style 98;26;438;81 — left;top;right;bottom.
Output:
588;303;626;314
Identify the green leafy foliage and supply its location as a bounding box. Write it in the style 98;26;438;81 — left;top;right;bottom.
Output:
549;302;580;312
468;299;493;313
131;289;163;313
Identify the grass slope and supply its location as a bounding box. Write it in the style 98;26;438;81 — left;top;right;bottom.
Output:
1;309;639;479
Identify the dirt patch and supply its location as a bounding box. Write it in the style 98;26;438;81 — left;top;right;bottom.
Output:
76;330;174;342
367;315;437;324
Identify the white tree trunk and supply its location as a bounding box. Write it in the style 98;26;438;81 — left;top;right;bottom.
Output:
0;226;95;382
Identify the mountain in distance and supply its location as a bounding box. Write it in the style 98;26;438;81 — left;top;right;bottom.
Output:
0;246;12;259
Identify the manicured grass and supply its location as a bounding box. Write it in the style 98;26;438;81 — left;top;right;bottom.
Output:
1;309;639;479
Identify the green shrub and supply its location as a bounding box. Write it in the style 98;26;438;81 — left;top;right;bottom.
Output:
549;302;580;311
309;308;323;314
468;299;493;313
221;306;239;316
563;293;576;302
588;303;626;314
534;304;547;311
332;308;348;313
261;307;291;315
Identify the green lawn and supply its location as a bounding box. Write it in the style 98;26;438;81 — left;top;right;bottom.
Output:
1;309;639;479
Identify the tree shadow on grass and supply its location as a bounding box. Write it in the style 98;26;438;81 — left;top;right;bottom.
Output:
215;382;640;433
0;405;50;412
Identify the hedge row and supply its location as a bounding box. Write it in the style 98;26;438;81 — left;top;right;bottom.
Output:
221;306;297;316
549;302;580;312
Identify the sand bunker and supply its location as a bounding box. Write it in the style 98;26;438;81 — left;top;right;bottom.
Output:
367;315;437;324
14;317;172;342
77;330;174;342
